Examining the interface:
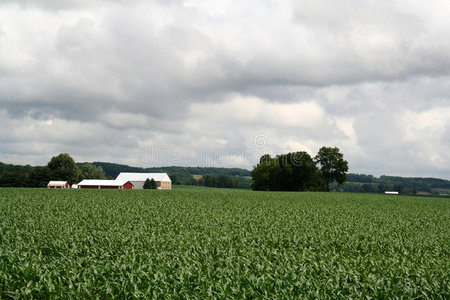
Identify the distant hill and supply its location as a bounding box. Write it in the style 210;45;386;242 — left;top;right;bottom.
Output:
338;173;450;194
346;173;450;188
77;162;252;187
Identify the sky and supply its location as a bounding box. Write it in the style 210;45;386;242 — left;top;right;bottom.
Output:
0;0;449;179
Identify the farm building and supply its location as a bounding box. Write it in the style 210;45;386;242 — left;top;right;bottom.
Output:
192;174;203;181
77;180;134;190
385;191;399;195
115;172;172;189
47;181;70;189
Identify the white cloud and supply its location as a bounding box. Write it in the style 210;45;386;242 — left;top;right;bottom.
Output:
191;95;326;129
0;0;107;10
283;140;313;155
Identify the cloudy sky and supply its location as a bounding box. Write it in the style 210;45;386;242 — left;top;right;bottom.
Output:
1;0;449;178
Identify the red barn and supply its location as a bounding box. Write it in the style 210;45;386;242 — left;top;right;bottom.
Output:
77;180;134;190
47;181;70;189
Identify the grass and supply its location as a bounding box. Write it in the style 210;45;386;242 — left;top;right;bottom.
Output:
1;188;449;298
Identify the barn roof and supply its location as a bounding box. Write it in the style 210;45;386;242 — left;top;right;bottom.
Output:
47;181;68;186
77;179;133;187
116;172;171;182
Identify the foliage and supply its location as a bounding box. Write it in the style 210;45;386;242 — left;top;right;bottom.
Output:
47;153;80;184
314;147;349;191
143;178;151;189
143;178;157;189
251;152;323;191
0;188;448;298
79;164;106;181
185;175;240;188
169;174;178;185
346;173;376;183
342;174;450;194
150;178;157;189
0;163;34;187
27;166;52;188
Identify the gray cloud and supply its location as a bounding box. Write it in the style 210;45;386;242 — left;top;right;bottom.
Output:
0;0;114;10
0;0;449;179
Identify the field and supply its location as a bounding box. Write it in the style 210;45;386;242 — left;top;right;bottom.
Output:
1;188;449;298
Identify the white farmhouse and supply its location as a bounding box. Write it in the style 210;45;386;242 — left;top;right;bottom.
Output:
115;173;172;190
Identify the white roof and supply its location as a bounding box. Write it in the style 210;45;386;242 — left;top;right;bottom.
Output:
77;179;132;187
48;181;68;186
116;172;171;182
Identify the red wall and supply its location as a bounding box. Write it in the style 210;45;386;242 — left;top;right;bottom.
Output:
79;185;98;189
100;186;119;189
123;182;133;189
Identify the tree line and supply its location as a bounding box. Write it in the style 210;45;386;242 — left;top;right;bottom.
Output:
346;174;450;191
0;153;249;189
0;153;105;187
2;151;447;193
184;175;242;188
333;181;449;195
86;162;251;182
251;147;348;191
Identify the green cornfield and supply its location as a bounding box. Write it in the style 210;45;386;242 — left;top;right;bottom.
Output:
1;188;449;298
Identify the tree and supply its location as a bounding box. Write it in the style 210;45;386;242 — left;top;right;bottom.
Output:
169;174;178;185
314;147;349;192
393;183;405;193
251;152;322;191
27;166;51;187
79;164;106;180
143;178;151;189
47;153;80;184
150;178;157;189
378;183;386;193
143;178;157;189
251;154;281;191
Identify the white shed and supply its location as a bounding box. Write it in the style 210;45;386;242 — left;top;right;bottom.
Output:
47;181;70;189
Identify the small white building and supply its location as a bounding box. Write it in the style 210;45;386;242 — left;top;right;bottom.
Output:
385;191;399;195
47;181;70;189
115;173;172;189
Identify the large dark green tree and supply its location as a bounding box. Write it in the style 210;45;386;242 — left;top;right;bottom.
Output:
251;155;281;191
251;152;322;191
47;153;80;184
143;178;152;189
314;147;349;192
